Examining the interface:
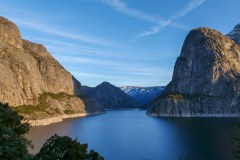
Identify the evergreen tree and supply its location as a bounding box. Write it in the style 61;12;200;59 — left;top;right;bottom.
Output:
0;103;32;160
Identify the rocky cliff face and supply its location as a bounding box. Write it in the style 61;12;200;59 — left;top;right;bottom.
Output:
83;82;140;109
0;17;104;121
147;26;240;117
120;86;165;107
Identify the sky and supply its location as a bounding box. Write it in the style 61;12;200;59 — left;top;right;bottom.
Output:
0;0;240;87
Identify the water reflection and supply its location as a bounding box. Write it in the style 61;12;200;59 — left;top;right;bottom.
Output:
27;110;240;160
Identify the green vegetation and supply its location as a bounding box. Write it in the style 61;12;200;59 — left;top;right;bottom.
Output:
34;135;104;160
16;92;75;115
45;92;75;99
168;94;184;101
159;92;201;100
0;103;104;160
64;109;75;114
0;103;32;159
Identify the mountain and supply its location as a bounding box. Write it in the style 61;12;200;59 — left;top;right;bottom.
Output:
147;25;240;117
0;16;105;124
120;86;166;106
227;24;240;44
82;82;140;109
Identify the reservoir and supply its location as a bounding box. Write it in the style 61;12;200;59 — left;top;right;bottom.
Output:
27;109;240;160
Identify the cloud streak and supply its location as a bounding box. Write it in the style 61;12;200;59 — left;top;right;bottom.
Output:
100;0;161;23
7;17;121;47
55;55;168;73
100;0;204;37
27;36;117;56
137;0;205;37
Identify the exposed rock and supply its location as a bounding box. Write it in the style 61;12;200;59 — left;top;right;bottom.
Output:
0;16;105;122
0;17;22;49
83;82;140;109
120;86;165;107
147;27;240;117
227;24;240;44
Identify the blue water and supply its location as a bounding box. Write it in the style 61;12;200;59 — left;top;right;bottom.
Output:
27;110;240;160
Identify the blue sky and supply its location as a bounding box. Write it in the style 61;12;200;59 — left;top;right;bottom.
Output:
1;0;240;87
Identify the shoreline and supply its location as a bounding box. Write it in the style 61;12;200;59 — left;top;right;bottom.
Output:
105;108;140;111
24;112;105;126
147;113;240;118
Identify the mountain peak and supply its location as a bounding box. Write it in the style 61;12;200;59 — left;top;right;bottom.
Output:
98;82;114;88
186;27;223;42
0;16;22;48
100;81;111;85
227;23;240;44
233;24;240;30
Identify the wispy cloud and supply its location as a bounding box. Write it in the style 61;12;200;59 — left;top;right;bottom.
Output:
56;55;171;77
68;64;172;86
25;36;173;63
56;55;112;65
100;0;190;31
17;20;121;47
54;53;172;87
100;0;204;37
171;0;205;19
137;0;205;37
71;71;120;80
27;36;118;56
1;15;121;48
100;0;161;23
0;3;123;47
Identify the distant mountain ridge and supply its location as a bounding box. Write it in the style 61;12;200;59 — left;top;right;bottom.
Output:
120;86;165;106
82;82;140;109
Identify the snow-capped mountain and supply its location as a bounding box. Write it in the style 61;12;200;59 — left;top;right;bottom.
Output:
227;24;240;44
120;86;166;107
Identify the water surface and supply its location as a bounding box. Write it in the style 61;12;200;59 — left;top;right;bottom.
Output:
27;110;240;160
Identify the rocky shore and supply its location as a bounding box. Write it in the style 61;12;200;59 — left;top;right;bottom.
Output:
147;113;240;118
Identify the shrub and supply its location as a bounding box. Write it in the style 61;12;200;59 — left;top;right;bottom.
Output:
34;134;104;160
64;110;75;114
16;92;75;115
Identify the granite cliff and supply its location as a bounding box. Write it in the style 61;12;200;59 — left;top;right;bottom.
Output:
83;82;140;109
147;25;240;117
0;17;105;124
